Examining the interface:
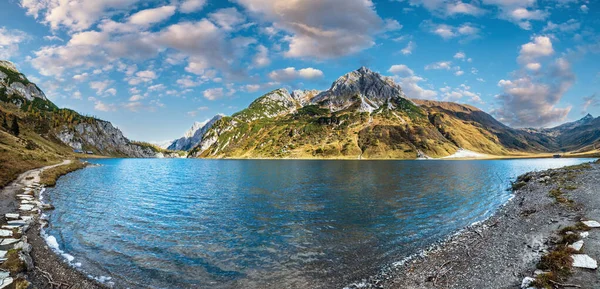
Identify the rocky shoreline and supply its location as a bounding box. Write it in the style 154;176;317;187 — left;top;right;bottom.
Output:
0;160;106;289
346;160;600;289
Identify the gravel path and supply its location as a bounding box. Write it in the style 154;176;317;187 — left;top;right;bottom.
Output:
0;160;106;289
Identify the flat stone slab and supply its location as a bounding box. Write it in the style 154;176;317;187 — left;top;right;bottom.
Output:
16;194;33;198
6;221;26;226
572;254;598;269
521;276;535;289
0;231;11;238
581;232;590;238
0;251;6;259
0;239;19;246
582;220;600;228
20;216;33;221
0;272;8;280
4;214;18;220
18;205;35;211
0;277;13;289
569;240;584;251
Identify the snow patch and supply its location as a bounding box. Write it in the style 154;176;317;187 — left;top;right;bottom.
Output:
443;148;487;159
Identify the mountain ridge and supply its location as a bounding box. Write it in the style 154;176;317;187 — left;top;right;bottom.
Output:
185;67;600;159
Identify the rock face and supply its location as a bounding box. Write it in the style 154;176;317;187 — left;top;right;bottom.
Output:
0;60;48;103
55;120;159;158
0;59;166;158
311;67;410;112
168;115;223;151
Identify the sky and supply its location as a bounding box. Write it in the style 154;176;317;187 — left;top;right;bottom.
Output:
0;0;598;143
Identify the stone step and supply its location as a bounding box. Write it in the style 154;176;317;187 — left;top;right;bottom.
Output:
4;214;19;220
0;231;11;238
582;220;600;228
0;277;13;289
569;240;584;251
0;239;19;246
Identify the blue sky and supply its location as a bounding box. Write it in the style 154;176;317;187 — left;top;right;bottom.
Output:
0;0;598;143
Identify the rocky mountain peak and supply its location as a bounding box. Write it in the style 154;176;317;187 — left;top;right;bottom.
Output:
311;67;408;112
167;115;224;151
0;60;18;72
582;113;594;121
185;121;205;138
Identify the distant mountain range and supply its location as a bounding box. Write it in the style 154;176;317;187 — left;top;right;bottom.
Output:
1;60;598;160
170;67;599;159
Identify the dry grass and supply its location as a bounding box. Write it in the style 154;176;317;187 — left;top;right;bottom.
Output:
40;160;87;187
0;249;26;274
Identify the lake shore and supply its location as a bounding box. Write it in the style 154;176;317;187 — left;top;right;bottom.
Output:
346;159;600;289
0;160;106;289
2;158;600;289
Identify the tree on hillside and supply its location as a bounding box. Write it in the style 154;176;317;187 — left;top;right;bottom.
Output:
10;116;19;137
1;116;7;131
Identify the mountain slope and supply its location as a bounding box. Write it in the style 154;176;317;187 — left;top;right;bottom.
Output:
189;67;554;159
0;60;173;159
167;115;223;151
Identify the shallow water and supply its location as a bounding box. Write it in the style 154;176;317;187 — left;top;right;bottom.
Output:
44;158;593;288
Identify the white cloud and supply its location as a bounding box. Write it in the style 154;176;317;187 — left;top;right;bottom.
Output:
176;76;202;88
180;0;207;13
89;97;116;111
19;0;140;31
128;70;157;85
0;27;29;59
209;8;246;31
400;0;485;16
400;41;416;55
525;62;541;71
203;88;225;100
518;36;554;66
129;94;144;101
388;64;437;99
424;21;480;40
454;70;464;76
72;73;88;81
268;67;324;82
252;45;270;67
425;61;453;70
493;57;574;127
580;5;589;13
235;0;396;59
89;80;112;95
454;52;466;60
543;19;581;33
388;64;414;77
128;6;176;26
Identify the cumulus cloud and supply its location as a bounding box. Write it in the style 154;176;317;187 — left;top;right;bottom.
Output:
580;5;589;13
493;57;574;127
388;64;414;77
401;0;486;16
425;61;453;70
209;8;246;31
454;52;466;60
388;64;437;99
268;67;324;82
235;0;398;59
441;84;483;103
400;41;416;55
89;80;112;96
180;0;207;13
19;0;140;31
423;21;480;40
203;88;225;100
252;45;270;67
128;6;176;26
517;36;554;66
0;27;29;59
543;19;581;33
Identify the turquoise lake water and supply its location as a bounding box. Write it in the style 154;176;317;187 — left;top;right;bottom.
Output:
43;158;593;288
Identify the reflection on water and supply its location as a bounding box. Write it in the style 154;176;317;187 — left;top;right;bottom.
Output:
45;158;592;288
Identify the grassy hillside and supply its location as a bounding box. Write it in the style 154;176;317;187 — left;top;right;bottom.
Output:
0;101;76;187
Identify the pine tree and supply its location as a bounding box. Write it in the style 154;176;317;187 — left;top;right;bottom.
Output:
1;116;7;130
10;116;19;137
